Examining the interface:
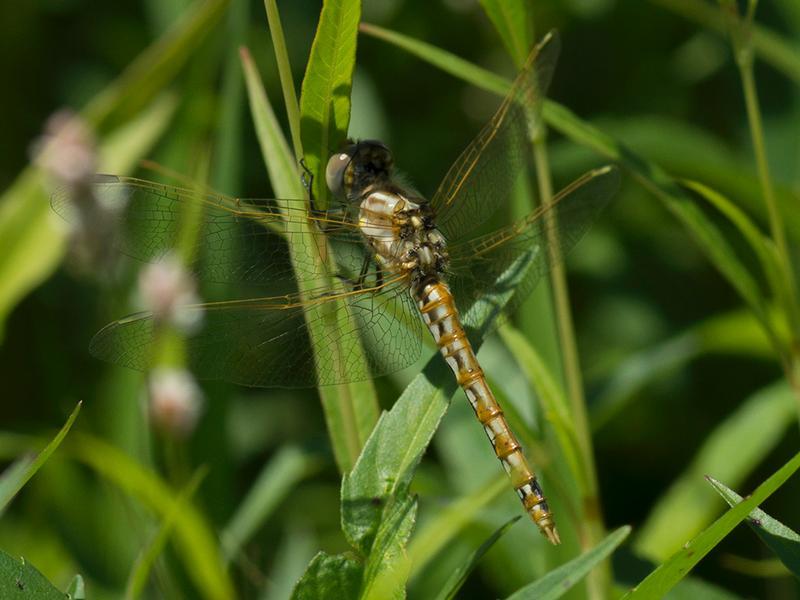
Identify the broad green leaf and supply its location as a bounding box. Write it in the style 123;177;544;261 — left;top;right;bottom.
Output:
0;550;65;599
634;380;795;562
341;357;456;556
69;434;234;600
241;40;379;473
622;449;800;598
300;0;361;207
505;526;631;600
478;0;534;66
0;402;80;513
432;516;520;600
291;552;363;600
221;446;317;560
361;495;417;600
125;469;206;600
707;476;800;579
666;576;743;599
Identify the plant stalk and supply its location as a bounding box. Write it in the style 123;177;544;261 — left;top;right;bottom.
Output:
532;139;608;597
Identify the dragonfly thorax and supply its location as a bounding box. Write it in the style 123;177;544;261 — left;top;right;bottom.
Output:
358;188;448;283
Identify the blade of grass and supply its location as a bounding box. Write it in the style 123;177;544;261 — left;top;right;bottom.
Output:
478;0;534;67
241;43;379;472
263;0;303;158
221;446;318;561
69;433;234;600
650;0;800;84
0;402;80;513
299;0;361;208
408;474;508;581
125;468;207;600
635;380;795;562
708;476;800;579
432;516;521;600
505;526;631;600
622;449;800;598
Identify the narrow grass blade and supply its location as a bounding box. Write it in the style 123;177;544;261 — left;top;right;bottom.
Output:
408;474;508;581
125;468;207;600
291;552;362;600
634;380;795;562
707;476;800;579
264;0;303;157
84;0;229;129
221;446;317;560
478;0;534;66
0;550;67;599
432;516;521;600
241;44;379;472
0;402;80;512
505;526;631;600
622;450;800;598
69;433;234;600
300;0;361;207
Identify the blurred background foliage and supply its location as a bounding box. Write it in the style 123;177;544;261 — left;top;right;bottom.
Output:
0;0;799;598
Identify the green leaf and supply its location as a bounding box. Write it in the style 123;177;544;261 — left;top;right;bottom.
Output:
478;0;534;66
300;0;361;207
69;433;235;600
221;445;316;560
634;380;795;562
707;476;800;579
241;40;379;473
622;449;800;598
432;516;520;600
505;526;631;600
291;552;363;600
341;358;456;556
0;402;80;513
0;550;65;599
360;495;417;600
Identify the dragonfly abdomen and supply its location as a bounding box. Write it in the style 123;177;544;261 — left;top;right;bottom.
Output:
415;278;561;545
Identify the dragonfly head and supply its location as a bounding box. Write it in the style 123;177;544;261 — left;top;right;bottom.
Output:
326;139;393;201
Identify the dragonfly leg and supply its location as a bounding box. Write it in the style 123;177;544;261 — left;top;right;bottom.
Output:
300;157;314;201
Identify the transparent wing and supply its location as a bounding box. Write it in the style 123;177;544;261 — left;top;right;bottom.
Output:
89;276;424;388
51;175;378;286
430;30;560;243
447;166;620;333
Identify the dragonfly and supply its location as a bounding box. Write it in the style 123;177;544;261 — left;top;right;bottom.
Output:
51;30;619;544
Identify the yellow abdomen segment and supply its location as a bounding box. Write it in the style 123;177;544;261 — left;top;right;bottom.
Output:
415;279;560;544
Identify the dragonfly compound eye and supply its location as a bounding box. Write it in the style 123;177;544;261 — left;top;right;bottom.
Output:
326;148;355;199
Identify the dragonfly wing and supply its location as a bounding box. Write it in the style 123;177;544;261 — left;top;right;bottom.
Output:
89;277;424;388
430;31;560;243
51;175;369;286
447;166;619;333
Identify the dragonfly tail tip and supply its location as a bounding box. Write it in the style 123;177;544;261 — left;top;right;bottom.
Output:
544;525;561;545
